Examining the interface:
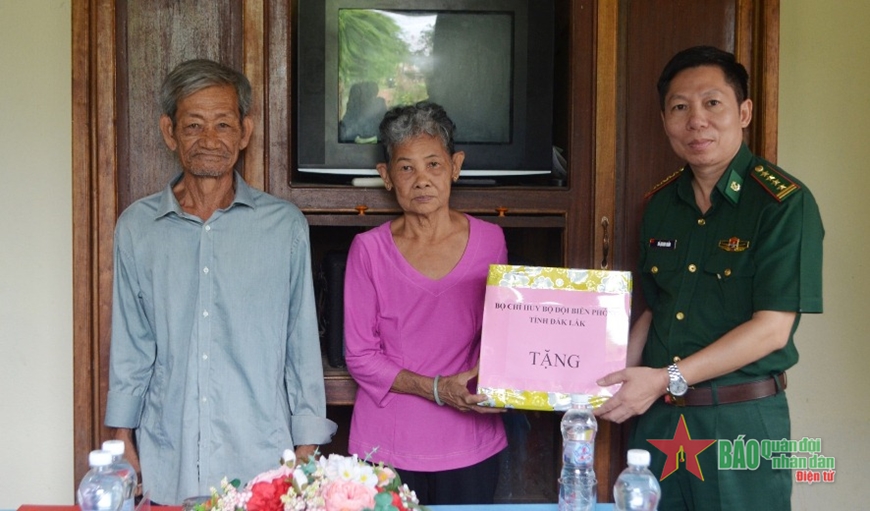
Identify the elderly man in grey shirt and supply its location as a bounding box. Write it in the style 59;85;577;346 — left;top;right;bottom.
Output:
104;59;336;505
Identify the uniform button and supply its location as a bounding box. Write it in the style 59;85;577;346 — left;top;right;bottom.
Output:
698;218;706;226
202;353;208;360
676;312;685;320
205;225;211;231
202;397;208;403
203;267;209;274
688;264;697;273
724;268;732;277
651;266;659;274
203;310;209;317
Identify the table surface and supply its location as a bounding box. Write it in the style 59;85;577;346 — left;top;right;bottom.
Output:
15;504;616;511
430;505;615;511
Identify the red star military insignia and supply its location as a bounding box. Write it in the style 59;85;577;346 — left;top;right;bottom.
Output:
648;414;716;481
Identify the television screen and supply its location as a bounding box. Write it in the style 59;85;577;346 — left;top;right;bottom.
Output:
337;9;513;145
297;0;555;180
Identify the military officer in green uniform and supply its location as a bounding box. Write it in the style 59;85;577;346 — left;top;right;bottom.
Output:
595;46;823;510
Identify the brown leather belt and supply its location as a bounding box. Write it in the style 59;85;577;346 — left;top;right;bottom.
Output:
664;372;787;406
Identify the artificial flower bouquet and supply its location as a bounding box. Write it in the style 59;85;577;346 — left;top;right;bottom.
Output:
195;450;422;511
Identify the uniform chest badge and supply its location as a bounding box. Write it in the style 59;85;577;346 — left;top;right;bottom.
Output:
718;237;750;252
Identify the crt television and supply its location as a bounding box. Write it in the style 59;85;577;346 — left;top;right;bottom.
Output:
296;0;555;180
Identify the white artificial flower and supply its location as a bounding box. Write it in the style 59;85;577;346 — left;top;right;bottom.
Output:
282;449;296;466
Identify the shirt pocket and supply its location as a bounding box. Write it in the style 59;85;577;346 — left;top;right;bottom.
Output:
641;246;682;312
703;251;756;322
642;246;682;282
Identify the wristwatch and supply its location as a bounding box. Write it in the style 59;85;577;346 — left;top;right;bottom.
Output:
667;363;688;397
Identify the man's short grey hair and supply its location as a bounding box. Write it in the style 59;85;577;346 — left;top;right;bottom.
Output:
160;59;252;124
378;101;456;162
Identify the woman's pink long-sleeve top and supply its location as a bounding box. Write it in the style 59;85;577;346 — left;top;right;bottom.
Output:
343;214;508;471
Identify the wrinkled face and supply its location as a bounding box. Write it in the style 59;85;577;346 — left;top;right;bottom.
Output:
377;134;464;216
661;65;752;176
160;84;253;178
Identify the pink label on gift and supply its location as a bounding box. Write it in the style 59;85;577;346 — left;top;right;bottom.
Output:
478;277;629;407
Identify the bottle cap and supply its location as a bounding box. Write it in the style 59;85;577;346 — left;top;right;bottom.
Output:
102;439;126;456
570;394;590;405
627;449;651;467
89;449;114;467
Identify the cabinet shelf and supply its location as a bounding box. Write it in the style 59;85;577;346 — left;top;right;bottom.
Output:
323;359;357;406
305;212;567;229
286;185;576;214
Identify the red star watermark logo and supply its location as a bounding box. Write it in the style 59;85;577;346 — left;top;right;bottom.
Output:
648;414;716;481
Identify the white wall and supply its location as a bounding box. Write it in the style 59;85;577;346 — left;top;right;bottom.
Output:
780;1;870;509
0;0;74;507
0;0;867;508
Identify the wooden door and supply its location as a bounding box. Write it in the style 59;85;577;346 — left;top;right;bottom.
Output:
614;0;780;287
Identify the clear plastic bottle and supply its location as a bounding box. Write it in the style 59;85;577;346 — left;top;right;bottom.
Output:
559;394;598;511
613;449;661;511
102;440;138;511
77;450;125;511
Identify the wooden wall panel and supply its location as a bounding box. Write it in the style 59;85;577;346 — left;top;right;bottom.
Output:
116;0;244;211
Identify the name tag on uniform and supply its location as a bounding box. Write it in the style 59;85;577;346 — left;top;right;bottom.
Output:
649;238;677;250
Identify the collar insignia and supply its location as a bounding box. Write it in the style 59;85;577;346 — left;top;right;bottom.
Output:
722;169;744;204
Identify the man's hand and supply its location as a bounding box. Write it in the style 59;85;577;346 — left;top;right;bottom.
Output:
112;428;142;496
593;367;669;423
294;444;318;464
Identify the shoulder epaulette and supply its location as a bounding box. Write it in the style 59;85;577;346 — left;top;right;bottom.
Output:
749;164;800;202
644;168;683;199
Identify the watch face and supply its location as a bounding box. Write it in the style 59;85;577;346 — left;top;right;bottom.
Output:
669;378;688;397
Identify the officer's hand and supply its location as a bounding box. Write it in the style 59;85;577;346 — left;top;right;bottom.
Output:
593;367;669;423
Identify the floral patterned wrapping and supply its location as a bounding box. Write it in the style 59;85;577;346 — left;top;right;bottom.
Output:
477;265;632;411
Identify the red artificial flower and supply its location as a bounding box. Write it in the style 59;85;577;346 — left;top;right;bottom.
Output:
247;476;291;511
390;491;407;511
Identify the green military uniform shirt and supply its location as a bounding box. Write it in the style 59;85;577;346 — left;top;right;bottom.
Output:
638;143;824;381
631;144;824;510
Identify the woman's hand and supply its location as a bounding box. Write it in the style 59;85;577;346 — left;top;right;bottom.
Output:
437;365;505;414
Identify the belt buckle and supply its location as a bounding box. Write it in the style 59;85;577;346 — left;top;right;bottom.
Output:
665;394;686;407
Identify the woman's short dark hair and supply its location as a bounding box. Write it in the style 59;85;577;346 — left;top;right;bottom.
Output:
656;46;749;110
378;101;456;162
160;59;252;124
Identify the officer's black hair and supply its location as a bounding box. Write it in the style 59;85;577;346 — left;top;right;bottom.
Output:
656;46;750;111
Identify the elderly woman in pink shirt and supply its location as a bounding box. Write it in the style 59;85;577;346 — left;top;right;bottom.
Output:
343;102;508;505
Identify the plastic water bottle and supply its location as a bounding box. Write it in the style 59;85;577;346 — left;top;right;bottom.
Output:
102;440;138;511
78;450;125;511
613;449;661;511
559;394;597;511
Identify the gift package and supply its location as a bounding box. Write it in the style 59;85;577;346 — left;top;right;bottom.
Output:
477;265;631;411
